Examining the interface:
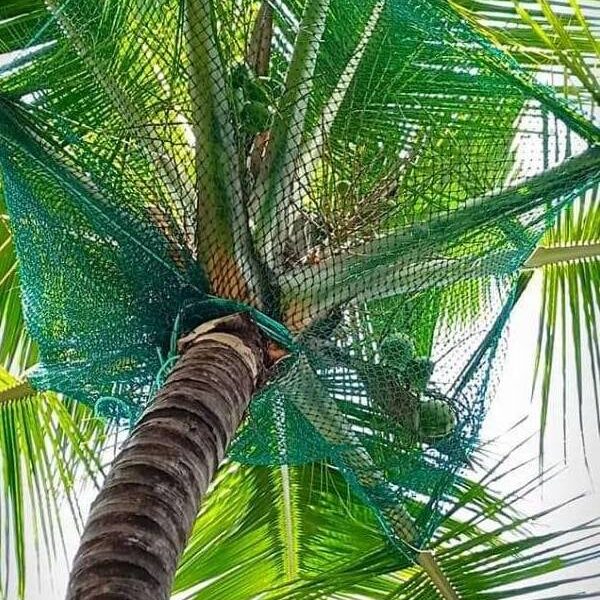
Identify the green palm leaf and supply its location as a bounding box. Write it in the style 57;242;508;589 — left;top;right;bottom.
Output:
0;367;106;598
173;439;600;599
448;0;600;468
0;192;32;372
451;0;600;106
528;184;600;466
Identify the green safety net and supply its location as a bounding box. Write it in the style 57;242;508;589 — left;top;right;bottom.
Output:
1;0;600;558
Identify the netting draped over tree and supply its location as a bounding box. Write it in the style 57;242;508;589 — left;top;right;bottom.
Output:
1;0;599;562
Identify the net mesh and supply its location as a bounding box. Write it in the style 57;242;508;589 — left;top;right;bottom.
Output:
1;0;599;556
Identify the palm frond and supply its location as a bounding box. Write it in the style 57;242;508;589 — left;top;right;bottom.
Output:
279;147;600;330
0;1;48;56
0;367;106;598
451;0;600;110
530;183;600;467
0;192;33;372
173;438;600;600
446;0;600;468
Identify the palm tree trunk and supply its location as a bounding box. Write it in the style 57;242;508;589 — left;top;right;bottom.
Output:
66;313;267;600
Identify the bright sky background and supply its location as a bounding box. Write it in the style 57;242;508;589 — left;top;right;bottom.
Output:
15;271;600;600
480;272;600;598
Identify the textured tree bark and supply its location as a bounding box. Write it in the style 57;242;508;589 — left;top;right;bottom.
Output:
66;314;268;600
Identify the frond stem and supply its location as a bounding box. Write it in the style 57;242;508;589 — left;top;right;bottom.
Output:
0;380;35;404
417;551;461;600
524;242;600;268
279;465;299;581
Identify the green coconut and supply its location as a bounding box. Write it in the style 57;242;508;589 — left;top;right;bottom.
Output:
417;397;457;440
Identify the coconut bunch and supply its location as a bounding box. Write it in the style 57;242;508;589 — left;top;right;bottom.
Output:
318;333;456;445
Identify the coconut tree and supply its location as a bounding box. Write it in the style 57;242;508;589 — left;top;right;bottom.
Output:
0;1;600;599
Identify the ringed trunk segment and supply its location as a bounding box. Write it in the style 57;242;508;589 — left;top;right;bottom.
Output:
66;314;268;600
